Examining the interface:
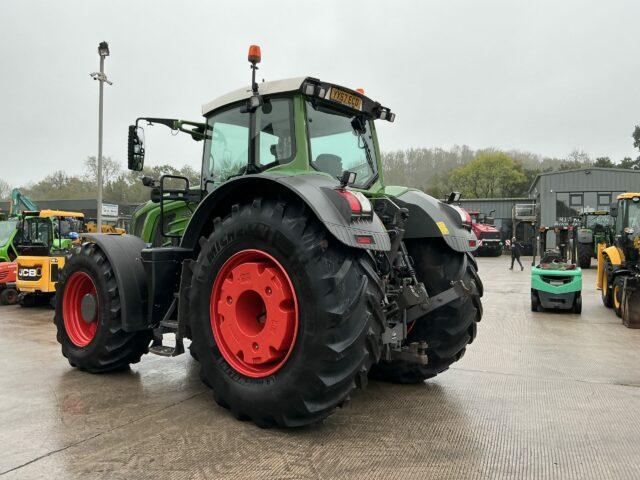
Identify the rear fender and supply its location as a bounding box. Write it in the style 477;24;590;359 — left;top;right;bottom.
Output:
82;234;149;332
180;173;391;252
393;190;477;253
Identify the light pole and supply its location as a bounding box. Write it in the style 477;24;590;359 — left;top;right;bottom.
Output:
90;41;113;231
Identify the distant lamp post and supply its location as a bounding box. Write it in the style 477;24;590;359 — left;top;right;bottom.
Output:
90;41;113;231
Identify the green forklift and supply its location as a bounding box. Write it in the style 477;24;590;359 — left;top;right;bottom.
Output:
531;224;582;313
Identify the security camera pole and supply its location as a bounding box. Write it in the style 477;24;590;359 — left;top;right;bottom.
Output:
90;41;113;232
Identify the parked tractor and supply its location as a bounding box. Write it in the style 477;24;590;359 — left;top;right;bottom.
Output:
15;210;84;307
469;210;503;256
54;47;483;427
576;211;613;269
597;193;640;327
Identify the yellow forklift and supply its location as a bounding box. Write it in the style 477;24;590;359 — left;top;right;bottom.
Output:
15;210;85;307
597;193;640;327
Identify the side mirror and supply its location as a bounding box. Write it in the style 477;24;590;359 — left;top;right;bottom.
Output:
446;192;461;204
128;125;145;171
609;201;618;218
141;176;157;187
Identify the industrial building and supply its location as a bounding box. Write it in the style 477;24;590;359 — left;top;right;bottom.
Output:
460;167;640;250
528;167;640;227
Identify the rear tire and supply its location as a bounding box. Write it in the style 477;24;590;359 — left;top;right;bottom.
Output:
369;239;483;384
188;198;384;427
54;243;153;372
577;242;592;269
19;293;36;308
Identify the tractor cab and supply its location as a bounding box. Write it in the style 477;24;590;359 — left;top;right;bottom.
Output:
127;48;395;239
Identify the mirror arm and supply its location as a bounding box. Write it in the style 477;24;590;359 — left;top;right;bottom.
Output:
136;118;206;140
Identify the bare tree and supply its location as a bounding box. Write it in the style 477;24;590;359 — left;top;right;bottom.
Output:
83;156;122;185
0;178;11;200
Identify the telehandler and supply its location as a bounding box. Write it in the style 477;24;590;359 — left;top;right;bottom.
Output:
597;193;640;327
54;46;483;427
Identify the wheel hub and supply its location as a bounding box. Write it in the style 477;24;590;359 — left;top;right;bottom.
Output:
80;294;97;324
210;249;298;378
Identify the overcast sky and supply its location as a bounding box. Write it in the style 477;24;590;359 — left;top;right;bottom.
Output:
1;0;639;186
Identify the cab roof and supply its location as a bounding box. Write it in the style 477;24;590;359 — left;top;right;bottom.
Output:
23;209;84;219
202;77;307;115
617;193;640;200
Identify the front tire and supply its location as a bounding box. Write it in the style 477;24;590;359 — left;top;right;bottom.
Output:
370;239;483;384
577;242;592;269
188;198;384;427
601;259;613;308
613;276;624;318
54;243;152;372
0;288;18;305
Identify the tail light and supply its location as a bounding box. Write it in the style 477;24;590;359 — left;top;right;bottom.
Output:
451;206;472;228
335;189;372;217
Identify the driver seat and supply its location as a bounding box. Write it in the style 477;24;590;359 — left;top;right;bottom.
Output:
314;154;343;179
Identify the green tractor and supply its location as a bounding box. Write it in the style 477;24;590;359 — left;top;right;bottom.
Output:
576;211;613;269
54;47;483;427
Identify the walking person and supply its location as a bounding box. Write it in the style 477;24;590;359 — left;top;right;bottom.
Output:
510;237;524;271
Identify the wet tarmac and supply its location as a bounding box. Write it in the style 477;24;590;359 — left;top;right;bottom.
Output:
1;255;639;479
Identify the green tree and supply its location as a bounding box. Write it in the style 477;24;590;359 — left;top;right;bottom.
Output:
448;151;526;198
594;157;614;167
620;156;640;170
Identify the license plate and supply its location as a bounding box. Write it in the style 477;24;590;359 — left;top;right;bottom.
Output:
329;88;362;110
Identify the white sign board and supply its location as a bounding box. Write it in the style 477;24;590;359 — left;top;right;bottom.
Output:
101;203;119;218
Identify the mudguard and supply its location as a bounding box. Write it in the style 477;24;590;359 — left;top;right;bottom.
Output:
180;172;391;252
82;233;149;332
394;190;478;253
603;245;623;266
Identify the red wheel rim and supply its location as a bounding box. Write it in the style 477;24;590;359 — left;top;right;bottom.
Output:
210;249;299;378
62;271;99;347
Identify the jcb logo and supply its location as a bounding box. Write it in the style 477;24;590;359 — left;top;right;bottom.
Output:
18;266;42;281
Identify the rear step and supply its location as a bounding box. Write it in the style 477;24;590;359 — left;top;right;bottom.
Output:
149;299;185;357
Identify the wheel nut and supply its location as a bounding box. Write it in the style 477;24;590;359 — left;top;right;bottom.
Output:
226;296;233;304
252;342;259;350
265;287;272;295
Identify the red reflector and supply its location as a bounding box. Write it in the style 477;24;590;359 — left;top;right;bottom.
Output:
469;240;477;247
356;235;374;245
336;189;362;214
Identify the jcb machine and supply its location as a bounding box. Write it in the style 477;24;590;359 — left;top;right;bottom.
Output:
15;210;84;307
54;47;483;428
531;225;582;313
597;193;640;327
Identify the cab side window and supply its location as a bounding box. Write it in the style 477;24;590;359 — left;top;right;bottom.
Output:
255;98;295;166
202;106;250;185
